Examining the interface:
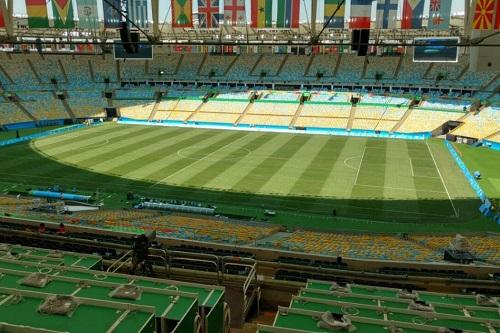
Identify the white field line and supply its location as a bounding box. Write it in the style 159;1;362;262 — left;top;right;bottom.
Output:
150;134;249;187
409;158;415;177
354;183;447;194
425;140;459;218
354;147;366;185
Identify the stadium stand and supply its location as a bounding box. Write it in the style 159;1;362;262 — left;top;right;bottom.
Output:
306;54;339;78
365;55;399;81
252;54;286;77
260;278;500;333
451;106;500;139
397;108;465;133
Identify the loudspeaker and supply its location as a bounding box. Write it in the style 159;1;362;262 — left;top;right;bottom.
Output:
351;30;360;51
358;29;369;56
119;21;138;54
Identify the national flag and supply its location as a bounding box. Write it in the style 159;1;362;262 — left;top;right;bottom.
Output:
495;0;500;29
428;0;451;30
401;0;424;29
251;0;273;28
128;0;149;28
224;0;245;26
0;5;5;28
76;0;99;29
172;0;193;27
324;0;345;28
350;0;372;29
103;0;122;28
276;0;299;28
198;0;222;28
25;0;49;28
52;0;75;28
376;0;398;29
472;0;495;30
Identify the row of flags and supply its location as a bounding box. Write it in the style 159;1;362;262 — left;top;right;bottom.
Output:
0;0;499;30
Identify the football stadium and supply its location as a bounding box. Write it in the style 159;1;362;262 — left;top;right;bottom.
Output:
0;0;499;332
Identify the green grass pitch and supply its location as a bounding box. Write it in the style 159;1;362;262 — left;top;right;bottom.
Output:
0;123;496;233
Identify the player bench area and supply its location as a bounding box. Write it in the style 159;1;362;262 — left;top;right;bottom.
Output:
257;279;499;333
0;243;227;333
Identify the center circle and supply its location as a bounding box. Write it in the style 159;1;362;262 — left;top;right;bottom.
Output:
177;146;251;162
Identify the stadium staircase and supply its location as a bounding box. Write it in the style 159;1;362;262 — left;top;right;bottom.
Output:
59;92;77;122
333;53;342;77
116;60;121;81
196;53;209;76
303;54;315;76
393;54;404;79
26;58;43;84
289;104;304;128
13;99;38;123
485;129;500;141
347;104;356;130
173;54;184;75
481;73;500;91
250;54;264;76
457;63;469;80
0;64;14;84
423;63;435;79
361;56;369;79
391;107;413;132
276;54;289;76
148;92;163;121
88;59;96;82
56;58;69;83
185;99;206;122
224;55;240;75
235;101;254;125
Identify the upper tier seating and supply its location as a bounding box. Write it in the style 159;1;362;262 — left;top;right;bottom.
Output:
176;54;205;80
365;55;399;80
306;54;338;77
199;55;236;76
92;55;118;82
30;54;66;83
336;55;365;82
225;55;260;80
148;53;182;77
119;59;146;80
278;55;307;81
252;54;286;77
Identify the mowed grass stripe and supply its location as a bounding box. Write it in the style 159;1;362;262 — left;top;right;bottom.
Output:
382;139;420;215
144;131;246;184
107;129;232;177
258;135;329;196
181;132;273;188
118;129;218;179
41;125;150;159
289;136;348;198
73;127;187;168
319;137;365;198
34;124;130;150
231;135;310;196
348;139;387;214
166;132;254;185
202;133;291;190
